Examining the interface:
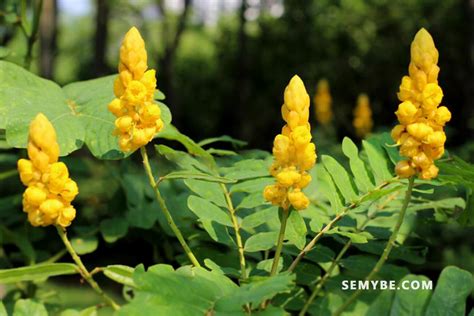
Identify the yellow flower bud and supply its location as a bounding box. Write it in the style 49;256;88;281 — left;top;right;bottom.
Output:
421;83;443;111
265;76;316;211
406;122;433;141
420;164;439;180
314;79;333;125
424;131;446;147
24;186;47;206
395;101;418;125
287;189;310;210
18;115;78;227
39;199;63;222
395;160;416;178
391;125;405;143
393;28;448;180
277;168;302;187
119;27;147;80
432;106;451;126
109;27;162;152
115;115;134;132
57;206;76;227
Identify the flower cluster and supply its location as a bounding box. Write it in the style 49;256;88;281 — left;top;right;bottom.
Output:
108;27;163;152
391;28;451;180
17;114;78;227
264;75;317;210
313;79;332;125
353;93;373;138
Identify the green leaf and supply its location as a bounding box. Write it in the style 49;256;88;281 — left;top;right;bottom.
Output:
342;137;375;192
285;211;307;250
201;219;234;245
389;274;432;316
363;140;393;183
220;159;270;180
317;166;344;211
0;263;78;283
118;265;238;316
236;192;266;210
366;291;395;316
63;76;172;159
13;299;47;316
71;235;98;255
424;266;474;316
59;306;97;316
103;265;135;287
241;207;278;230
156;125;212;162
0;302;6;316
198;135;247;147
231;178;274;194
0;225;36;263
159;171;236;184
156;145;208;172
322;155;358;203
256;258;283;273
62;75;120;159
326;228;373;244
244;231;278;252
100;217;128;243
184;178;227;208
215;274;295;309
0;60;84;155
187;195;233;227
154;89;166;100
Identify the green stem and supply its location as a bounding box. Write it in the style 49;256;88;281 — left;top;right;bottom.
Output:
56;226;120;311
299;240;352;316
220;183;247;280
333;176;415;316
21;0;43;70
288;208;348;273
299;190;401;314
270;208;290;276
140;146;201;268
287;180;393;273
0;169;18;181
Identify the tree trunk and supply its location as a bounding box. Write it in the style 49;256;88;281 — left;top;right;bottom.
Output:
93;0;110;75
39;0;58;79
157;0;192;121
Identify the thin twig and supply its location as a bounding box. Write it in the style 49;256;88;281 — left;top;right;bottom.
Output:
333;176;415;315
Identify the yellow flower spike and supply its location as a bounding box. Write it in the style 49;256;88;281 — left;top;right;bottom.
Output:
17;113;78;227
108;27;163;152
353;93;373;138
313;79;333;125
392;28;450;180
264;75;316;211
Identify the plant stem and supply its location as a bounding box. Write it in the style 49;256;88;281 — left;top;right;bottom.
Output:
220;183;247;280
140;146;201;268
56;226;120;311
270;208;290;276
299;190;402;315
288;208;348;273
333;176;415;316
300;240;352;315
287;180;393;273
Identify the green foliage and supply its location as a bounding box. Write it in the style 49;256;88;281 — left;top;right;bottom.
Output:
0;263;78;284
0;61;172;159
118;264;294;315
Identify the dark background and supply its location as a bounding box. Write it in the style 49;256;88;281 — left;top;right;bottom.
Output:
1;0;473;152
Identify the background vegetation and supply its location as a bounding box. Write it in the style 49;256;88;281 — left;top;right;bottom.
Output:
0;0;473;315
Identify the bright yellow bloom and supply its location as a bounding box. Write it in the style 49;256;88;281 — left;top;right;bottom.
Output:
353;94;373;138
313;79;332;125
392;28;450;180
17;114;78;227
108;27;163;152
264;75;316;211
